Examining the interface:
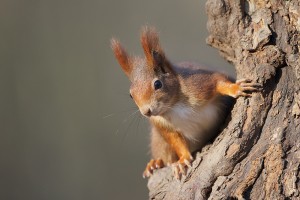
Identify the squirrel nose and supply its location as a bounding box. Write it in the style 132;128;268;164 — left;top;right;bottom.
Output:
142;108;152;117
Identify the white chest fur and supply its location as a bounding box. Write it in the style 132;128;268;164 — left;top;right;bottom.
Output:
152;102;220;144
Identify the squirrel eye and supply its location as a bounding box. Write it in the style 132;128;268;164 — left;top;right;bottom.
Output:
154;80;163;90
129;93;133;99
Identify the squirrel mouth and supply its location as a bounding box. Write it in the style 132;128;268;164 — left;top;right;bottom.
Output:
141;109;161;118
140;105;169;118
149;108;167;117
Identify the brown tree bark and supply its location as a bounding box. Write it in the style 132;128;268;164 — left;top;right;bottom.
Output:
147;0;300;199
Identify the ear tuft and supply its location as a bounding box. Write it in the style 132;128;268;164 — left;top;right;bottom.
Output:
140;26;164;65
111;38;132;76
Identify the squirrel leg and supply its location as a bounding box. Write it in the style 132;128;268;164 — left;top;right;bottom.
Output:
216;78;261;98
160;129;193;180
143;126;177;178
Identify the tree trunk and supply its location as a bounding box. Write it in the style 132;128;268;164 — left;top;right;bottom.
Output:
147;0;300;199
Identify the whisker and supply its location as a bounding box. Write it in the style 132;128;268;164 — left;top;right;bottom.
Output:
101;108;137;119
121;109;140;124
120;109;140;143
102;113;115;119
134;113;141;136
112;109;140;136
114;128;120;136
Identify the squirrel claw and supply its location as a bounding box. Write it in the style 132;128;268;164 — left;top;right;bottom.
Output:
236;78;252;84
142;170;152;179
172;156;193;180
235;79;261;98
184;158;192;167
143;159;164;178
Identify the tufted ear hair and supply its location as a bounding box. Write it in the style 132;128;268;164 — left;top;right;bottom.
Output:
140;26;163;63
140;26;171;74
111;38;132;77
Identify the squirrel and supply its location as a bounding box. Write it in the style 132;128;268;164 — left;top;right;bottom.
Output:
111;26;259;179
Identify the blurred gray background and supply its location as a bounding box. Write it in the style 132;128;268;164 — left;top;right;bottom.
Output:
0;0;233;199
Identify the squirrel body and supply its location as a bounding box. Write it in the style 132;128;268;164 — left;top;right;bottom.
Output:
111;26;259;179
150;63;232;149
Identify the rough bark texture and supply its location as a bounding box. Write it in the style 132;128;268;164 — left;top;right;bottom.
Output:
148;1;300;199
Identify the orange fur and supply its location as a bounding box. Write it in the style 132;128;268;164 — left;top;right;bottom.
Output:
150;126;177;163
133;82;153;108
140;26;164;67
110;38;132;76
216;81;240;97
152;121;191;161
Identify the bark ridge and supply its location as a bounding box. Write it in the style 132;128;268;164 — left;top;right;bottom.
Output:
148;1;300;199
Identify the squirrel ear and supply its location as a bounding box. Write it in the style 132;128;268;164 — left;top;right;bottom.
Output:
111;38;132;77
140;26;162;63
140;26;172;74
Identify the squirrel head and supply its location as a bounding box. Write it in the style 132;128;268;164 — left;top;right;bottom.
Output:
111;26;180;117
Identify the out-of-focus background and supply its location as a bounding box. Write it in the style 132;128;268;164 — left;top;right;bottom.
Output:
0;0;233;199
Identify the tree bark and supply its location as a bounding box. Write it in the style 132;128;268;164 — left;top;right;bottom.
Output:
148;0;300;199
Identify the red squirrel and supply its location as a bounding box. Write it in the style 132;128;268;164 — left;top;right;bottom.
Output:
111;26;259;179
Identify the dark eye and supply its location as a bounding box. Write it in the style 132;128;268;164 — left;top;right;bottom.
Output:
154;80;163;90
129;93;133;99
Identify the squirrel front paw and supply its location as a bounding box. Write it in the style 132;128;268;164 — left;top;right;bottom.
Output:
143;159;164;178
217;78;261;98
234;79;261;98
172;155;193;180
